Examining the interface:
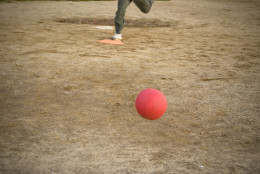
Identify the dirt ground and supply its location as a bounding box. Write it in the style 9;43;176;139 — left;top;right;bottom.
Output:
0;0;259;173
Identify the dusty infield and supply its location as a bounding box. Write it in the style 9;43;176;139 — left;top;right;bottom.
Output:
0;0;259;173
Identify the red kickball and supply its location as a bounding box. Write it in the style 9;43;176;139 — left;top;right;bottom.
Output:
135;88;167;120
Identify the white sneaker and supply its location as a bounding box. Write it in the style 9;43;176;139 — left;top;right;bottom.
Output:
112;33;122;40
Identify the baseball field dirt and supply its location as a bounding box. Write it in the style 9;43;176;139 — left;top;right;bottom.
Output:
0;0;259;173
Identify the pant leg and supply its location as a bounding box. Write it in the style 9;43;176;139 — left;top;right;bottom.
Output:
115;0;132;34
133;0;154;14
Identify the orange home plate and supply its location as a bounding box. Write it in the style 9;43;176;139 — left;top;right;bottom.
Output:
97;39;124;45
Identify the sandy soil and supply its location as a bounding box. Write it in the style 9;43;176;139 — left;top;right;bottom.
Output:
0;0;260;173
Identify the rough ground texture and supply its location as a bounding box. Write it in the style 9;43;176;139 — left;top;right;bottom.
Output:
0;0;259;173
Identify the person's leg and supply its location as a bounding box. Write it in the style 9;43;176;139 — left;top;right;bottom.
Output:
133;0;154;14
114;0;132;34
